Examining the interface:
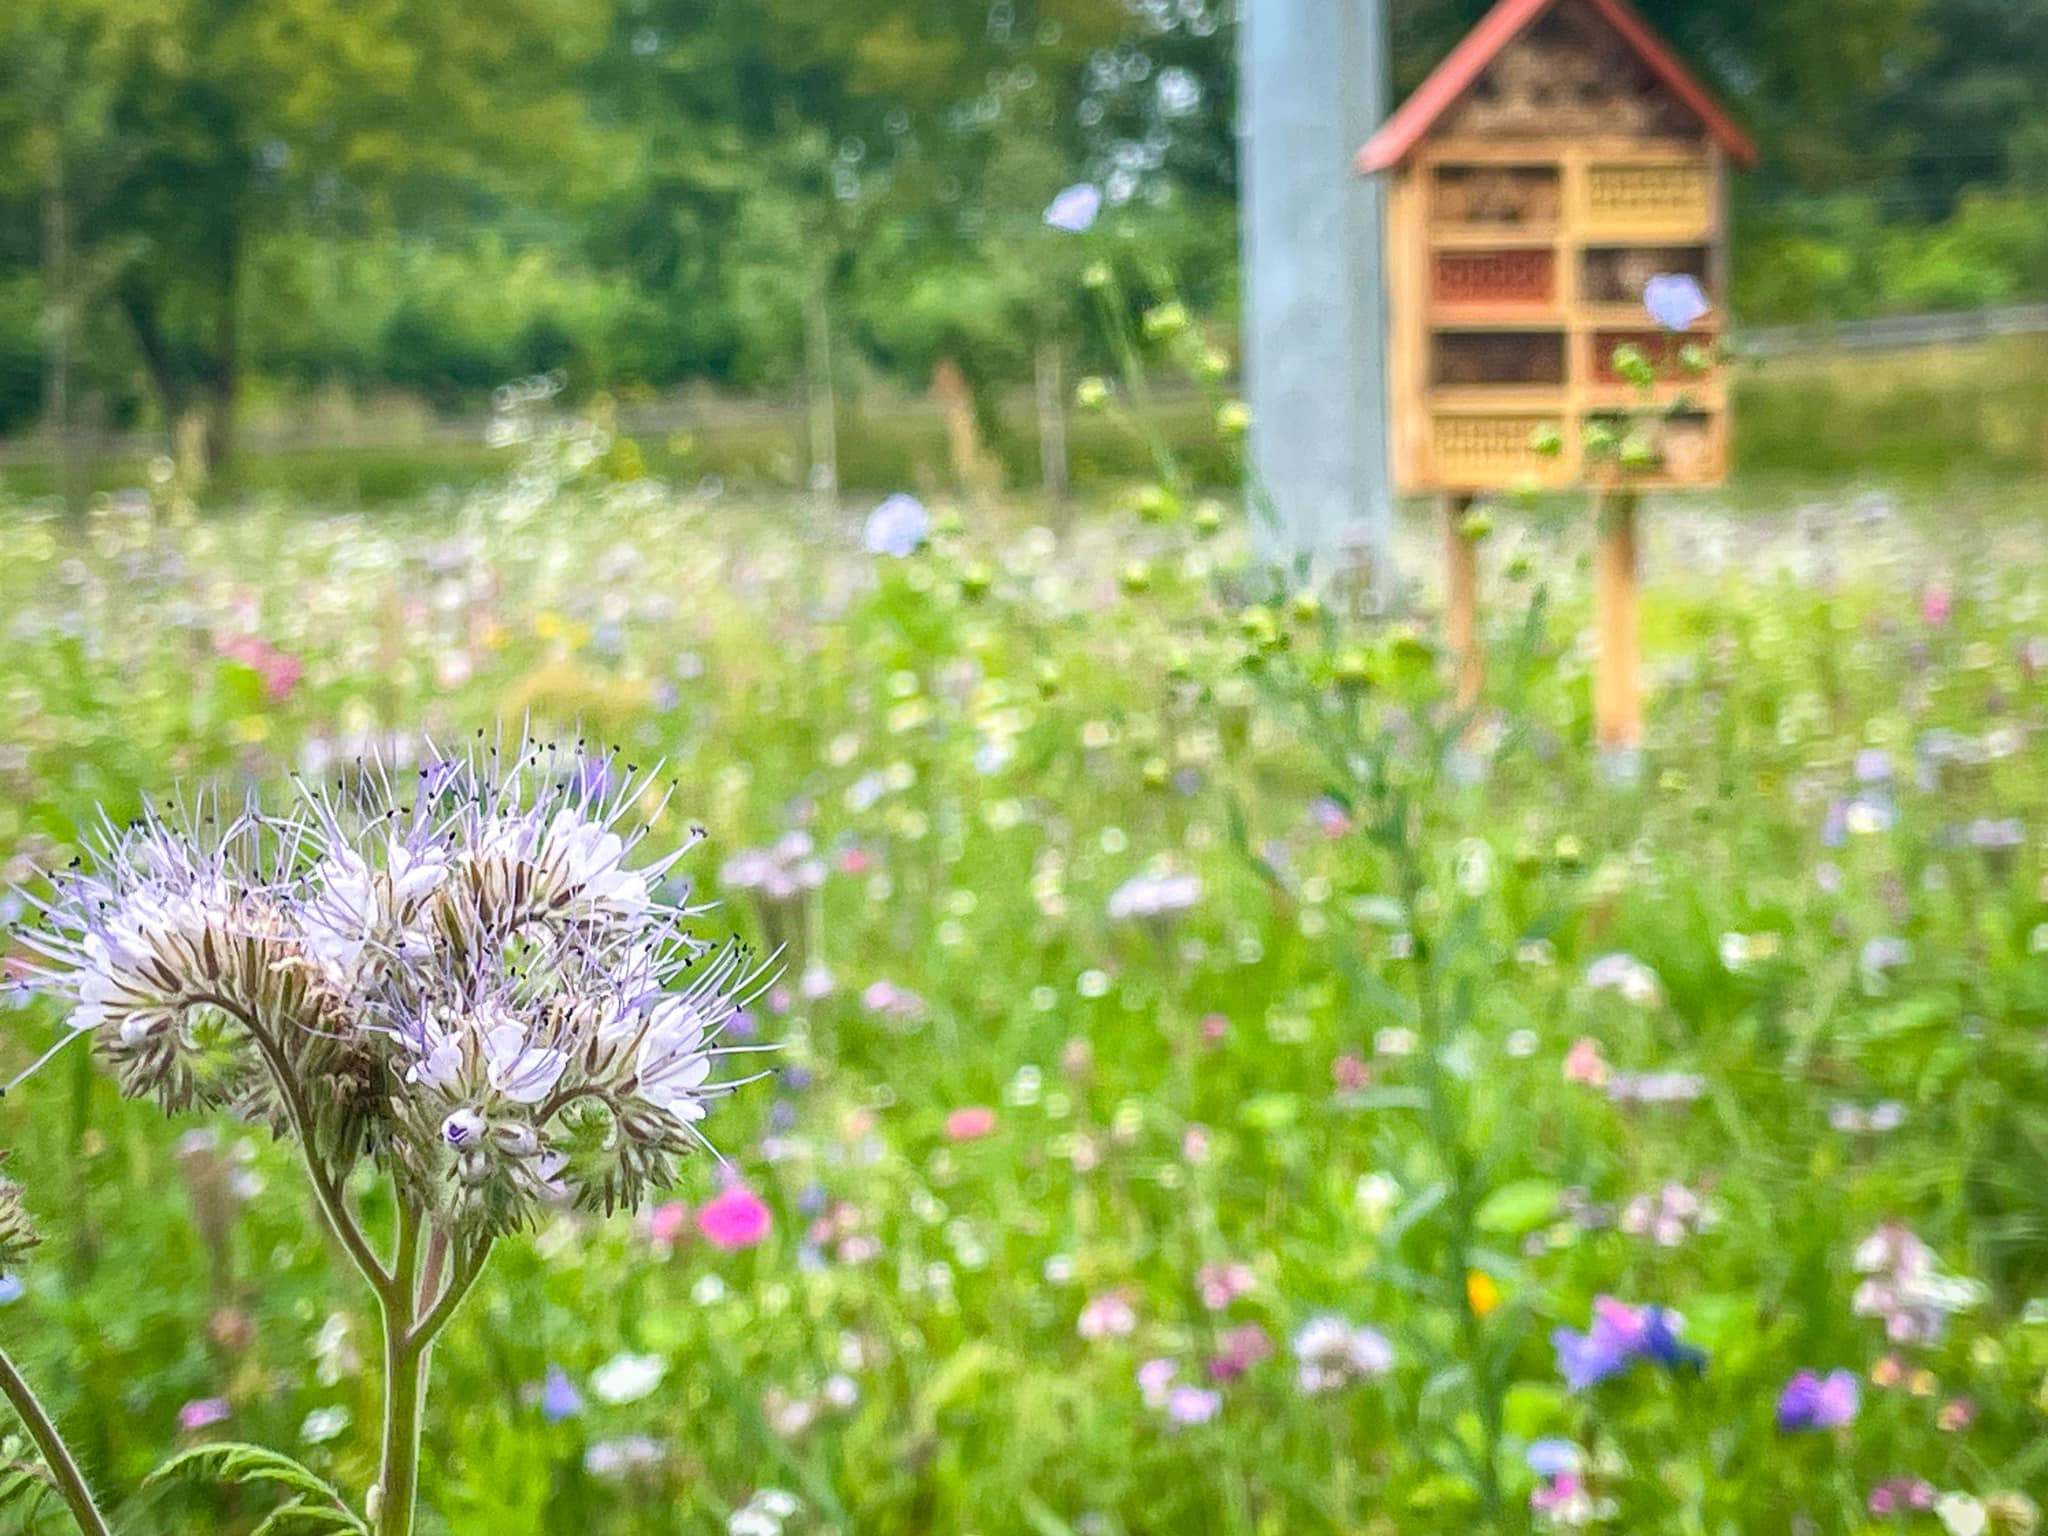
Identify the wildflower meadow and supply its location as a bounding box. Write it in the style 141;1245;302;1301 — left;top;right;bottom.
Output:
0;323;2046;1536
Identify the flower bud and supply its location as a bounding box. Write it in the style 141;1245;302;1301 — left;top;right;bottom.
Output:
0;1164;39;1272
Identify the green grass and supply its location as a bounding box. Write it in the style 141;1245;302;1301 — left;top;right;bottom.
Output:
7;335;2044;511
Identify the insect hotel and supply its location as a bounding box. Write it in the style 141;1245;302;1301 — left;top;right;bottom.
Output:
1355;0;1756;751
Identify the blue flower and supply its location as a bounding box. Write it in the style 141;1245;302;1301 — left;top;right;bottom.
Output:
1525;1438;1582;1478
1776;1368;1858;1431
1044;183;1103;234
541;1364;584;1423
1643;273;1710;332
0;1274;23;1306
1553;1297;1705;1391
863;494;929;558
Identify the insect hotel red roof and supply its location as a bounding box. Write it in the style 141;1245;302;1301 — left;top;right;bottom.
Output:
1354;0;1758;174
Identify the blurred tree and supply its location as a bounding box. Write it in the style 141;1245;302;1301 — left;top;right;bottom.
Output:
0;0;610;470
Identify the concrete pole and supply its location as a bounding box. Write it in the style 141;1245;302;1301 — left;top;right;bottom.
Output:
1239;0;1394;587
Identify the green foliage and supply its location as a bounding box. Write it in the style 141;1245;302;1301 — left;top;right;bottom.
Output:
144;1444;367;1534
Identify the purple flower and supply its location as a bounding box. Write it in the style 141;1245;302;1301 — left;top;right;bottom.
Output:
1043;183;1103;233
1165;1384;1222;1426
1553;1297;1704;1390
541;1364;584;1423
1643;273;1710;332
177;1397;231;1433
1776;1368;1858;1431
862;494;928;558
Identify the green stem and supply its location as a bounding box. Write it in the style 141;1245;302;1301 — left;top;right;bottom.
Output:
0;1344;113;1536
374;1308;426;1536
1399;825;1510;1528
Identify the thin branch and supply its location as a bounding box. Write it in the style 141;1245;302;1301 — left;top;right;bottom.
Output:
197;993;394;1297
407;1238;493;1352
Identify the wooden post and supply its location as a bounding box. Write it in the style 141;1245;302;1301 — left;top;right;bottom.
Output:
1443;494;1481;706
1593;490;1642;753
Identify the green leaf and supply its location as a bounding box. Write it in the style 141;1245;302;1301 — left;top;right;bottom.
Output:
1502;1382;1570;1438
144;1443;367;1534
1474;1179;1563;1236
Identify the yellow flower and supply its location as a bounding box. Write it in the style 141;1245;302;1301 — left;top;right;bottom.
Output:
1466;1270;1501;1318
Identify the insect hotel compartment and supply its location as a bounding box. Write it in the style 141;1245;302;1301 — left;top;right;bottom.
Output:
1430;166;1561;228
1580;246;1712;308
1433;331;1567;388
1431;249;1557;307
1430;414;1568;487
1590;329;1713;384
1581;163;1713;231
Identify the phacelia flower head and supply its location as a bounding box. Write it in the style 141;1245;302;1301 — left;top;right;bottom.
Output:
14;737;774;1237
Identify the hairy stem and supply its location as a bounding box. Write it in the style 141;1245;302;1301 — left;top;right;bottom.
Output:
0;1345;113;1536
373;1305;426;1536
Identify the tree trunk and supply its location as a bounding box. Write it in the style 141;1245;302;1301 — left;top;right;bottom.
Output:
802;274;837;507
203;214;240;474
118;275;190;458
41;145;80;513
932;355;997;498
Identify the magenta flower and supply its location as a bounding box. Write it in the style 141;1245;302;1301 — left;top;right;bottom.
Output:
696;1185;772;1250
1207;1323;1273;1382
1777;1368;1859;1431
177;1397;231;1433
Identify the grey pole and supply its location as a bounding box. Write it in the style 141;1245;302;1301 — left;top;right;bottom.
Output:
1239;0;1394;586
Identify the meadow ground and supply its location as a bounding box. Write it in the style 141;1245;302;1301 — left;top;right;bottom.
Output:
0;431;2045;1534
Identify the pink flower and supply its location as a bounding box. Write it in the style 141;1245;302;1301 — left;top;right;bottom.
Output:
216;633;303;703
696;1185;772;1250
178;1397;231;1433
1563;1037;1609;1087
1332;1054;1372;1094
646;1201;689;1247
1197;1261;1256;1311
1922;582;1951;626
1208;1324;1273;1382
945;1107;997;1142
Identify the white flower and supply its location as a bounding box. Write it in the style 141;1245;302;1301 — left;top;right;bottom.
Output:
634;999;713;1123
590;1351;666;1405
1292;1315;1393;1393
541;809;650;920
482;1020;569;1105
1586;953;1662;1007
1937;1494;1988;1536
299;1405;351;1445
1107;872;1202;922
585;1435;664;1478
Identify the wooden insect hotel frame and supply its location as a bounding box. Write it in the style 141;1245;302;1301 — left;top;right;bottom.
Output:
1356;0;1756;751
